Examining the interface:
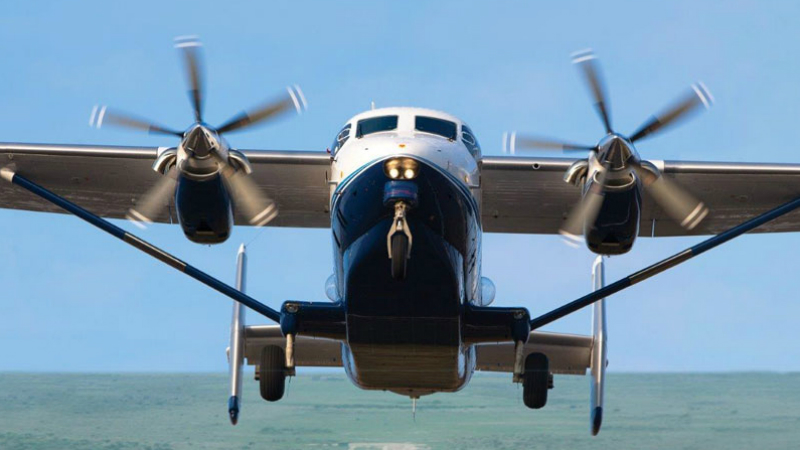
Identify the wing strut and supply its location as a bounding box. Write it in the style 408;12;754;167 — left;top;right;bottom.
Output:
228;243;247;425
590;256;606;436
0;168;282;323
530;194;800;330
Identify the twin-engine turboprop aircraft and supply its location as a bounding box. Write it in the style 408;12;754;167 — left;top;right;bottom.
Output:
4;39;800;436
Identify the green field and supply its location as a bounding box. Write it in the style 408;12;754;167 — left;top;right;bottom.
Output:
0;373;798;449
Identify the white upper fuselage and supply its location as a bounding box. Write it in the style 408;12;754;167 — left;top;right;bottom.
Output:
329;107;481;199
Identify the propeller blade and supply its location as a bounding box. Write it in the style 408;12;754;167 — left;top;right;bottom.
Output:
175;35;205;123
631;160;708;230
572;49;613;134
211;151;278;227
217;85;307;134
629;82;713;143
508;132;596;154
125;170;178;228
559;164;609;246
89;105;183;136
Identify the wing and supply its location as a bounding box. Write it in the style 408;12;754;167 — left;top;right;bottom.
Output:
475;331;593;375
243;325;342;368
481;156;800;236
246;326;590;373
0;142;331;228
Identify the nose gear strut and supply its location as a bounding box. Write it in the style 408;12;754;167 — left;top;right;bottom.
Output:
388;201;413;280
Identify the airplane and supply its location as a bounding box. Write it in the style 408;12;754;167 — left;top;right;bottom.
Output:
3;38;800;436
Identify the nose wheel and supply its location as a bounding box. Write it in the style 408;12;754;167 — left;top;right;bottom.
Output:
391;233;410;279
387;201;413;280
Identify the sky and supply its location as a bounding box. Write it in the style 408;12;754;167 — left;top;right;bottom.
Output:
1;0;800;372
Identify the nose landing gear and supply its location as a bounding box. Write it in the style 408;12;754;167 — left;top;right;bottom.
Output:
384;180;418;281
387;201;413;280
390;233;410;280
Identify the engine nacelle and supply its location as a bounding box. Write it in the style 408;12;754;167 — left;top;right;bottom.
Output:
585;182;641;255
175;174;233;244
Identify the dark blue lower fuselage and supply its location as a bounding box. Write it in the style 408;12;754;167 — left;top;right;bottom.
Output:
331;158;481;396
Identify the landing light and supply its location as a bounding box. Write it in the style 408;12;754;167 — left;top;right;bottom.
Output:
384;158;419;180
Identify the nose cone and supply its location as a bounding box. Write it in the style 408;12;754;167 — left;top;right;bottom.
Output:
597;133;635;169
183;124;217;157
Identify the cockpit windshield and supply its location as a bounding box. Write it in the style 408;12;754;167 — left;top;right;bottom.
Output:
330;123;351;155
461;125;481;158
356;115;398;138
415;116;457;140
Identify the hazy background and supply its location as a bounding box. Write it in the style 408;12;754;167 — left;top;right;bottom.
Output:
1;0;799;372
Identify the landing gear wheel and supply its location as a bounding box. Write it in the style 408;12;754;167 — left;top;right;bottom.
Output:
391;234;409;280
523;352;550;409
259;345;286;402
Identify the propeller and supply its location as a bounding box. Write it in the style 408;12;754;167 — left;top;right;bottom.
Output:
217;87;306;134
210;150;278;227
506;49;711;239
559;159;612;246
629;82;713;142
175;35;205;123
91;36;306;228
89;106;182;137
572;49;613;134
125;168;178;228
502;131;595;154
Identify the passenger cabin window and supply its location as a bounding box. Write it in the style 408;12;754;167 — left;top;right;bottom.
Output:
356;115;398;138
330;124;351;155
461;125;481;158
415;116;457;140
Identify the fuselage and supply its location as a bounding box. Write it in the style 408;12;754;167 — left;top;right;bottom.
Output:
328;107;487;396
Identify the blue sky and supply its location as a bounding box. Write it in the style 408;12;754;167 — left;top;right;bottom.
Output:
1;0;800;372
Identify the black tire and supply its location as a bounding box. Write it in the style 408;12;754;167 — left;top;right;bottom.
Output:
523;352;550;409
259;345;286;402
391;234;409;280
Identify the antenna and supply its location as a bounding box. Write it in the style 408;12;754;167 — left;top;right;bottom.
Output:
371;101;376;110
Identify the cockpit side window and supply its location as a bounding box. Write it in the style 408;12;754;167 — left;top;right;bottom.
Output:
415;116;457;140
356;115;398;138
462;125;481;158
330;124;351;155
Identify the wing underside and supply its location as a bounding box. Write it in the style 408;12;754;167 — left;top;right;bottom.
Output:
3;144;800;237
243;325;342;368
475;331;593;376
481;156;800;236
0;143;332;228
242;326;591;374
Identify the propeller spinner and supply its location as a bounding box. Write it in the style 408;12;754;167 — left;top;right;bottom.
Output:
89;36;306;230
506;49;712;244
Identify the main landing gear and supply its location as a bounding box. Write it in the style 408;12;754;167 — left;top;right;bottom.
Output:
522;352;552;409
257;334;295;402
258;345;288;402
511;326;553;410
